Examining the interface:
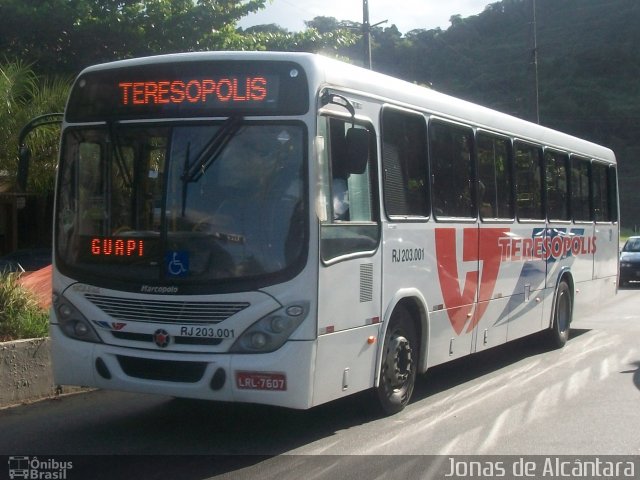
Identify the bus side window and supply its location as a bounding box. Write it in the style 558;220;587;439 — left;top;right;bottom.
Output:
592;161;616;222
514;142;544;220
429;120;475;219
328;118;374;223
381;108;429;218
320;117;380;262
477;132;513;220
571;156;591;221
608;165;618;223
545;150;570;221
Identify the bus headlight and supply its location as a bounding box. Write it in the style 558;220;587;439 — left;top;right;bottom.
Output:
53;292;102;343
230;302;309;353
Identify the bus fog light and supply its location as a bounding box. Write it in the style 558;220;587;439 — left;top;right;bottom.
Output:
74;321;89;337
251;332;268;349
58;304;73;318
271;316;291;333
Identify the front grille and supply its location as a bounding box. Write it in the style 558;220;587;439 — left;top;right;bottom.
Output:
116;355;207;382
85;293;249;324
111;331;223;346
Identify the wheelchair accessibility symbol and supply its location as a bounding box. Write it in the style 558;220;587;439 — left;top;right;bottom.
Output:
166;251;189;277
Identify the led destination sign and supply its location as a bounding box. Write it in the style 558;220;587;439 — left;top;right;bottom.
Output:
90;237;145;258
66;60;309;121
78;236;158;265
118;76;269;106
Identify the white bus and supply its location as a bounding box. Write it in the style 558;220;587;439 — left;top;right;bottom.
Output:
51;52;618;414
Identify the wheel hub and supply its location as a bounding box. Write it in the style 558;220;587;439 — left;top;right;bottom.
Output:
384;334;413;389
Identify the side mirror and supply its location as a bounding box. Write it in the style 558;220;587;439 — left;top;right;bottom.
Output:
345;128;369;175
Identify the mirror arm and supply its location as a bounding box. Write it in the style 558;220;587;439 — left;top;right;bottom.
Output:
320;91;356;126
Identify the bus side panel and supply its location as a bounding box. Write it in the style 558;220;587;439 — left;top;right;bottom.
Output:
504;225;547;341
311;324;380;407
594;226;618;278
543;223;596;328
473;226;511;352
316;256;382;404
570;223;597;284
424;226;475;365
473;297;509;352
428;310;474;364
317;258;381;335
593;223;619;295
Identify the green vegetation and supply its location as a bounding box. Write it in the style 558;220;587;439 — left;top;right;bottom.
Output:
0;61;70;193
3;1;636;222
0;272;48;342
1;0;636;340
260;2;640;226
354;0;640;226
0;0;356;77
0;1;356;193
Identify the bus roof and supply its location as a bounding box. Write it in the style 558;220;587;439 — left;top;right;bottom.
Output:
77;51;615;163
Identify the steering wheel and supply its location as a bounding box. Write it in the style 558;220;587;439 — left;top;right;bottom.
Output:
112;225;132;235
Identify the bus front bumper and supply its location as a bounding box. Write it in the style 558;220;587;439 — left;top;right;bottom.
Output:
50;325;316;410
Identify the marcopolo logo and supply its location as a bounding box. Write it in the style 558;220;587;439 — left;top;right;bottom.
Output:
8;456;73;479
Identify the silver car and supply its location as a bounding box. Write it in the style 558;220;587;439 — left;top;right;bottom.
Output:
620;236;640;287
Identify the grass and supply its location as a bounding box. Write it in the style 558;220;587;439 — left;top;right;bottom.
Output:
0;271;49;342
620;227;638;242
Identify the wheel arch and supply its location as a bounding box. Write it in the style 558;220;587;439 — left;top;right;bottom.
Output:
548;267;575;329
377;289;430;385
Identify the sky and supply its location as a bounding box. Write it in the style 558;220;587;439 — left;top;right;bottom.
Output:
239;0;494;34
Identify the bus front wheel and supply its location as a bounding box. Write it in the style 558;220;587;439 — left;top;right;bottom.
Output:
375;306;417;415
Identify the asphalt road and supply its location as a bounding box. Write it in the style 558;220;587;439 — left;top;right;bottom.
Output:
1;286;638;479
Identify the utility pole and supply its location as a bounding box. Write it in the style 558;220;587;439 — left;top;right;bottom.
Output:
532;0;540;124
362;0;387;69
363;0;371;69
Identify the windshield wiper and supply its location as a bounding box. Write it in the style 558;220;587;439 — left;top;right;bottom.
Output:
181;115;243;184
180;115;242;217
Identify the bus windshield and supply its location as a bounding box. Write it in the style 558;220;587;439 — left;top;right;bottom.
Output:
56;121;307;289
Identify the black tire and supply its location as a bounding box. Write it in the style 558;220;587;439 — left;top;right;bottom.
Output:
547;280;572;348
375;306;418;415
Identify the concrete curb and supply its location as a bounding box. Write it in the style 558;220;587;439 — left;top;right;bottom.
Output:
0;337;83;408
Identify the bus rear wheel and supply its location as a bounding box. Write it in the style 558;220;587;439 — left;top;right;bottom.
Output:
548;280;572;348
375;306;417;415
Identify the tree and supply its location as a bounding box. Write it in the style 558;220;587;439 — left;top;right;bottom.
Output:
0;61;70;193
0;0;269;74
0;1;356;77
305;16;342;34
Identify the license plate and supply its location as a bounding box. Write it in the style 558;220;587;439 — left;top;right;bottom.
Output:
236;372;287;391
179;326;235;339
